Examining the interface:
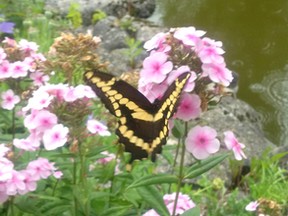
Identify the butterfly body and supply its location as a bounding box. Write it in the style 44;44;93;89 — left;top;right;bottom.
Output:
84;70;190;161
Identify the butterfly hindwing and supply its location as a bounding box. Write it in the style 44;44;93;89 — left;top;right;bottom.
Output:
84;70;190;161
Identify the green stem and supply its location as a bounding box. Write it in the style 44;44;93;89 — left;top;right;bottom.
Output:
172;122;188;216
8;197;14;216
11;108;16;152
168;137;181;194
78;142;90;215
73;158;78;216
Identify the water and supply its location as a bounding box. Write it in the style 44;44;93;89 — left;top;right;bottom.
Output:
151;0;288;145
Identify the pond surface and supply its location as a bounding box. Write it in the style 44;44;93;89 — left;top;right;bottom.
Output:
150;0;288;145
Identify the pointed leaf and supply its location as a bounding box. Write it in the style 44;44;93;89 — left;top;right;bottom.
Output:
181;206;201;216
127;174;178;189
100;206;131;216
184;153;228;179
136;185;169;216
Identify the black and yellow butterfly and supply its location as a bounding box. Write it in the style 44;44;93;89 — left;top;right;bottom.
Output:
84;70;190;161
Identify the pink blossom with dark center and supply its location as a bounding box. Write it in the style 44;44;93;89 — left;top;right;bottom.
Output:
30;71;49;86
1;89;20;110
10;61;29;78
43;124;69;150
175;93;201;121
185;126;220;159
0;60;12;79
202;62;233;86
5;170;26;195
26;157;56;180
140;52;173;84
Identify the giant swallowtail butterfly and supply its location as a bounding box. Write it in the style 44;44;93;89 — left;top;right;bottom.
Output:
84;70;190;161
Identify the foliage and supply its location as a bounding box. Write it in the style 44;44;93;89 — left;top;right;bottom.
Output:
92;10;107;24
244;149;288;215
121;37;143;68
0;0;45;27
66;3;82;28
119;16;137;36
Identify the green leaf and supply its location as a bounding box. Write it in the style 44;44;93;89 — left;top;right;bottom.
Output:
14;195;44;215
171;119;185;138
100;206;131;216
184;153;228;179
127;174;178;190
181;206;201;216
136;185;169;216
271;151;288;163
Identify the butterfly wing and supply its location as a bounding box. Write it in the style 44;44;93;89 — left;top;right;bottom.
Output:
84;70;190;161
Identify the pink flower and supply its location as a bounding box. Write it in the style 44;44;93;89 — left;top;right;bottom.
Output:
143;32;170;52
26;157;56;180
2;37;17;47
185;126;220;160
174;26;206;47
10;61;29;78
143;192;195;216
224;131;247;160
43;124;69;150
40;83;69;100
0;157;13;181
0;60;12;79
5;170;26;195
23;90;53;111
24;110;58;131
53;171;63;179
30;71;49;86
63;87;78;102
18;39;39;55
175;93;201;121
87;119;111;136
0;48;7;63
138;81;168;103
73;84;96;99
197;44;224;64
202;62;233;86
245;201;259;211
13;136;40;151
167;66;197;92
63;85;96;102
1;89;20;110
140;52;173;84
97;151;116;165
18;170;37;194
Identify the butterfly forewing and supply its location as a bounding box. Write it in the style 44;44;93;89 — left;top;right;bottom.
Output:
84;70;190;161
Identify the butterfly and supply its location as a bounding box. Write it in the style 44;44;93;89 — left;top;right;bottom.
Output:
84;69;190;161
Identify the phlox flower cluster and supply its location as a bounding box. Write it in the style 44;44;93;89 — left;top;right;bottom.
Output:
0;38;48;111
143;192;195;216
19;83;97;151
0;38;110;204
0;150;60;203
140;27;245;161
139;26;233;122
